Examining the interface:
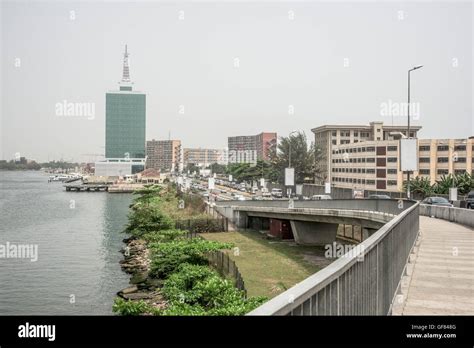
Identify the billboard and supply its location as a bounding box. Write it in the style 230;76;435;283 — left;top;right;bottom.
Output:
285;168;295;186
296;184;303;195
400;138;418;172
208;177;215;190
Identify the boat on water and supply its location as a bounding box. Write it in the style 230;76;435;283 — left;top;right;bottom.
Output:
48;173;82;182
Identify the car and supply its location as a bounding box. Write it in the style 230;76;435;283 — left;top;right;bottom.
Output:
310;194;332;200
368;194;391;199
422;197;453;207
466;191;474;209
271;188;283;198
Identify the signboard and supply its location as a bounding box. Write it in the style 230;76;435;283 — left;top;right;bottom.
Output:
229;175;233;182
325;182;331;194
208;177;215;190
449;187;458;201
296;184;303;195
400;138;418;172
285;168;295;186
353;189;364;199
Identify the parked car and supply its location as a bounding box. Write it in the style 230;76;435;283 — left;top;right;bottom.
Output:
368;194;391;199
261;188;271;197
422;197;453;207
466;191;474;209
310;194;332;200
271;188;283;198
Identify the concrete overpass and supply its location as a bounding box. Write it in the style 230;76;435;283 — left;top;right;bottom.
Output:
214;199;407;246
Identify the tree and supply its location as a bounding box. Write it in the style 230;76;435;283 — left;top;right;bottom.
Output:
209;163;226;175
273;131;324;185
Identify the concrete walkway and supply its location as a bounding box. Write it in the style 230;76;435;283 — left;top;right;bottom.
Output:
394;216;474;315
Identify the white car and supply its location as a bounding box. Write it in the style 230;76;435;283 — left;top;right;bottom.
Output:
271;188;283;198
311;194;332;200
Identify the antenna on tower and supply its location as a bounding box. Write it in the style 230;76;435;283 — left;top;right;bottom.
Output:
121;44;131;83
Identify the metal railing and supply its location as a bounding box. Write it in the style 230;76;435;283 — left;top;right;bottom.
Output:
247;201;420;315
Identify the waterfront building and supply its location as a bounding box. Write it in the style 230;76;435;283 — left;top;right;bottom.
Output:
146;139;182;173
228;132;277;164
96;45;146;176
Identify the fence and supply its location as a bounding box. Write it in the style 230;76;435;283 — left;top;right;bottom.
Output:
247;201;420;315
207;250;247;297
174;217;228;233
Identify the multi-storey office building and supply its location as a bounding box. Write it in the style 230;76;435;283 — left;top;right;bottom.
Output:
416;138;474;184
96;45;146;176
183;148;228;167
228;132;277;164
105;46;146;160
146;140;182;173
330;137;474;193
312;121;422;184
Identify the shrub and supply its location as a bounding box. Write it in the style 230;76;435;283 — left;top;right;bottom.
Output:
160;263;267;316
125;205;174;237
112;298;151;316
142;229;188;243
148;238;232;279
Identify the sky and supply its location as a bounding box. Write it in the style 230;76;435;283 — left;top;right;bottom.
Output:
1;0;472;163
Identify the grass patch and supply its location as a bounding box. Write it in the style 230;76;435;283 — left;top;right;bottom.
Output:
200;231;332;299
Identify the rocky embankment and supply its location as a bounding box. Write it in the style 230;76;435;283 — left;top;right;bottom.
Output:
117;237;167;311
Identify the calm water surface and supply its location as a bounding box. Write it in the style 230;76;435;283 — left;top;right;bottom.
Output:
0;171;131;315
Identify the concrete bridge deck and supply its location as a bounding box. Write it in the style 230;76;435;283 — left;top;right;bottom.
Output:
394;216;474;315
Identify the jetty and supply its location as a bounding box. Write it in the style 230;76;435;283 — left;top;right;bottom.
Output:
65;183;109;192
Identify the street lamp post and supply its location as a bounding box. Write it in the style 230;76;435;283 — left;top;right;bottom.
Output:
406;65;423;199
287;130;298;197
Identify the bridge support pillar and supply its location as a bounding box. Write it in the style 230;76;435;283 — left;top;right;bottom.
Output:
233;210;248;229
289;221;338;246
362;227;378;241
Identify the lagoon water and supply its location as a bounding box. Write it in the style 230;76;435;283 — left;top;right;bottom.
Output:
0;171;131;315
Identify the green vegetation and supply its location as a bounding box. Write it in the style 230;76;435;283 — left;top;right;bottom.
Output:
115;184;266;316
200;231;329;298
406;172;474;197
148;238;232;278
0;159;41;170
160;263;266;316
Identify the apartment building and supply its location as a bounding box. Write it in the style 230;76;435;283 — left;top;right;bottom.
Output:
312;121;422;184
330;137;474;193
183;148;228;167
146;139;182;173
228;132;277;164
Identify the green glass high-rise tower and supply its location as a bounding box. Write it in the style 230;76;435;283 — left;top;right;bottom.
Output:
105;45;146;159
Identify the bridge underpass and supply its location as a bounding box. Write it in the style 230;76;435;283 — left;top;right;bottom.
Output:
229;204;392;246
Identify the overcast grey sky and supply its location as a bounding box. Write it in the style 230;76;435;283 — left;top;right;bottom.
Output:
1;0;472;162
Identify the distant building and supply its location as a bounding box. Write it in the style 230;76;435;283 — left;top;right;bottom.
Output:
312;121;422;184
329;137;473;193
183;148;228;167
228;132;277;164
146;139;182;173
97;45;146;176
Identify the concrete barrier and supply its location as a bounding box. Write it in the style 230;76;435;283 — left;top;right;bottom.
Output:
419;204;474;228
